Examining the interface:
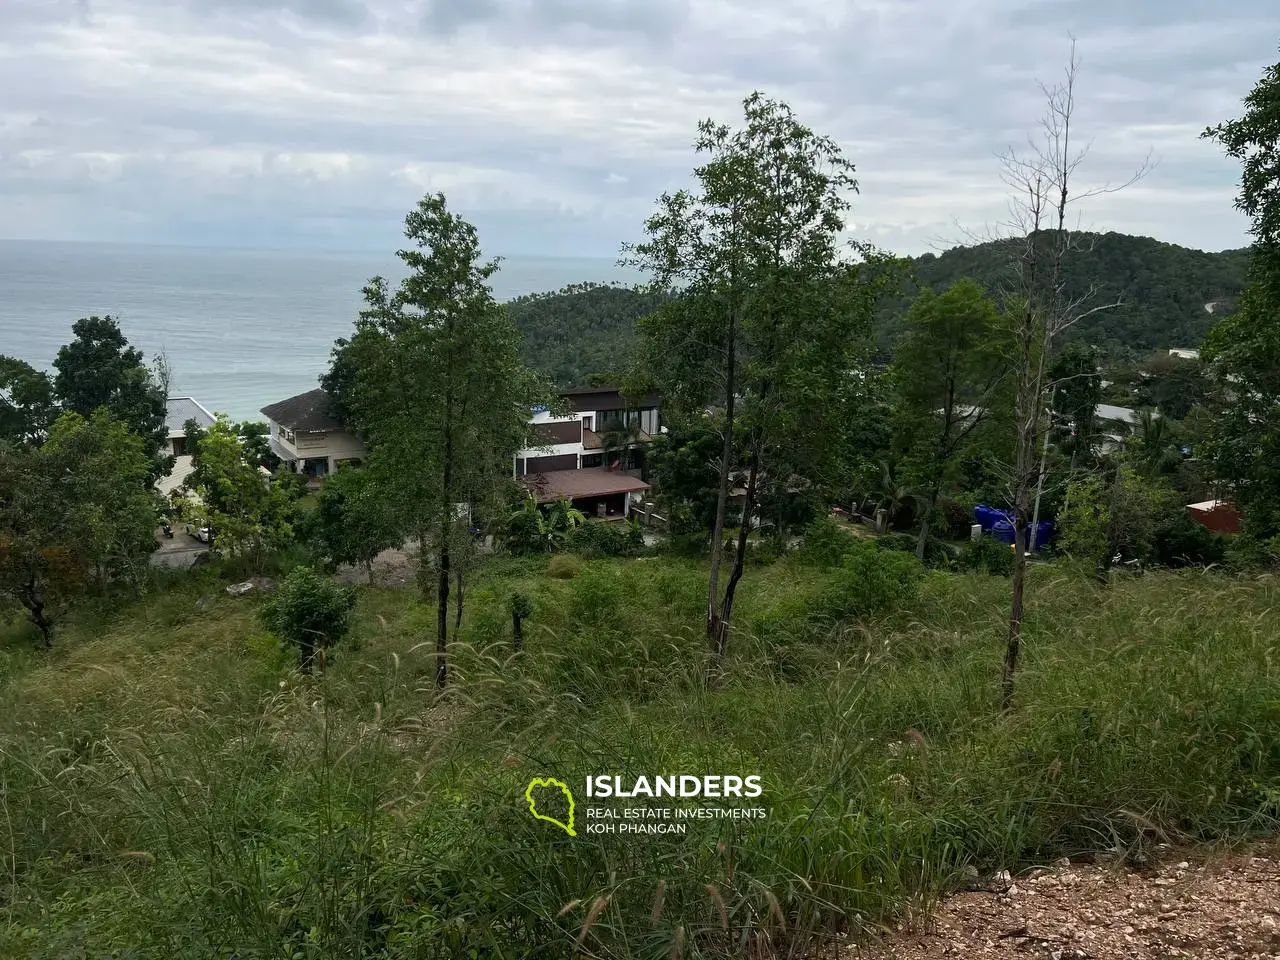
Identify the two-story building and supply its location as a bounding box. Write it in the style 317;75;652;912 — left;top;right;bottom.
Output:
260;388;367;482
515;386;660;519
256;384;662;516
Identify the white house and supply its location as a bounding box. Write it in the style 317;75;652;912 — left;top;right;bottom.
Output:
157;396;216;498
260;388;367;482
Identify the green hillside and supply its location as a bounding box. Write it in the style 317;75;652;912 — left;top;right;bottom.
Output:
507;235;1252;384
878;232;1251;356
506;282;667;387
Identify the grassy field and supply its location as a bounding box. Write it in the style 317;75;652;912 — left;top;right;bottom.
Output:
2;544;1278;959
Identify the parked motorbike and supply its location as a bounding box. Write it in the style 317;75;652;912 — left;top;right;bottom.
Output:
161;522;174;539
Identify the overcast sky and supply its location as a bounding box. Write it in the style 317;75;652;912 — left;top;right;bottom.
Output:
2;0;1275;258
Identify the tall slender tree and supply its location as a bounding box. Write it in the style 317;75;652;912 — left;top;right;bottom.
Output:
337;193;546;687
891;280;1010;559
994;42;1149;709
626;92;886;658
1201;50;1280;540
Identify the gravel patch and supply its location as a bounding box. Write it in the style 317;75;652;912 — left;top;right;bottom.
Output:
847;845;1280;960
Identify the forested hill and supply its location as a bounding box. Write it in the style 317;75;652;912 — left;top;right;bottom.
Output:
878;231;1251;356
507;234;1252;385
506;283;666;387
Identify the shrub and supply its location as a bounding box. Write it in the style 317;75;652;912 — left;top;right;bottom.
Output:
939;496;976;540
1151;513;1227;568
260;566;357;673
546;554;582;580
796;515;861;568
660;531;709;558
811;541;926;623
747;535;787;566
876;531;952;569
956;534;1015;576
1224;534;1280;571
565;519;644;558
568;562;627;629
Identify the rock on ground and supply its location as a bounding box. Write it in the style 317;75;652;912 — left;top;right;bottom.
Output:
846;845;1280;960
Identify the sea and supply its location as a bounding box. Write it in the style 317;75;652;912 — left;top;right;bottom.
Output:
0;239;645;423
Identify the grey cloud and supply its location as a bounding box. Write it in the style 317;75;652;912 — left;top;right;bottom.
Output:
0;0;1273;256
189;0;373;26
422;0;502;34
419;0;690;42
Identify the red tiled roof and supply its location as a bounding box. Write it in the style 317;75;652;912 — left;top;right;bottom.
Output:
519;467;651;503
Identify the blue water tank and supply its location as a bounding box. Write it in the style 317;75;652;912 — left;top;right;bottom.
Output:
975;505;1014;530
989;519;1055;551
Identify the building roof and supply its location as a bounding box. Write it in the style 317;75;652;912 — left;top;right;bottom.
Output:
520;467;651;503
562;385;660;413
1096;403;1142;426
1186;499;1234;513
260;388;344;432
165;397;216;437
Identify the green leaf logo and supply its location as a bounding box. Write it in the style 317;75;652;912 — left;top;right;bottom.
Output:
525;777;577;837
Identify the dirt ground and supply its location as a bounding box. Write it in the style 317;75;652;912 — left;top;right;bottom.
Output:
333;546;419;587
848;844;1280;960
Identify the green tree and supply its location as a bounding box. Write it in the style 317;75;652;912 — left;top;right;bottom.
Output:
647;423;724;532
891;280;1009;558
336;193;547;688
180;417;295;570
309;466;401;582
1048;342;1103;464
52;316;169;476
0;357;58;447
1135;352;1207;420
1059;465;1170;575
236;421;281;472
261;566;357;673
0;410;157;645
43;409;161;592
1201;50;1280;538
626;92;884;658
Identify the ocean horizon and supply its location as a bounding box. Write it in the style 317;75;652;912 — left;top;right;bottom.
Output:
0;239;646;423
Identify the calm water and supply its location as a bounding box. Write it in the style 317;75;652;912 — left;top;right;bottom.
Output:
0;240;643;422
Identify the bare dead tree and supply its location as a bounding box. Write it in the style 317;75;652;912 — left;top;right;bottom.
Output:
995;39;1152;710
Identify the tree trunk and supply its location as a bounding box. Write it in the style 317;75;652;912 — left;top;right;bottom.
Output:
436;534;450;689
716;443;760;658
23;578;54;649
453;568;464;643
365;559;375;585
916;484;941;561
706;308;738;653
1002;533;1026;710
512;609;523;651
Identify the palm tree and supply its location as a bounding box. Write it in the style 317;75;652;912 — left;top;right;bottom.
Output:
872;458;924;530
548;497;585;535
600;415;644;472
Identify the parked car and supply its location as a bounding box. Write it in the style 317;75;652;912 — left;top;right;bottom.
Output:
186;522;212;544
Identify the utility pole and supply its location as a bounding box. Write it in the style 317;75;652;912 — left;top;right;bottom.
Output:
1029;387;1056;553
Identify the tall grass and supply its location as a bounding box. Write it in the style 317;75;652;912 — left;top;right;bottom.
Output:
1;554;1277;958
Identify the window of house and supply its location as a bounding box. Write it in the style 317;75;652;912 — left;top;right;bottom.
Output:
582;453;603;468
582;415;594;432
